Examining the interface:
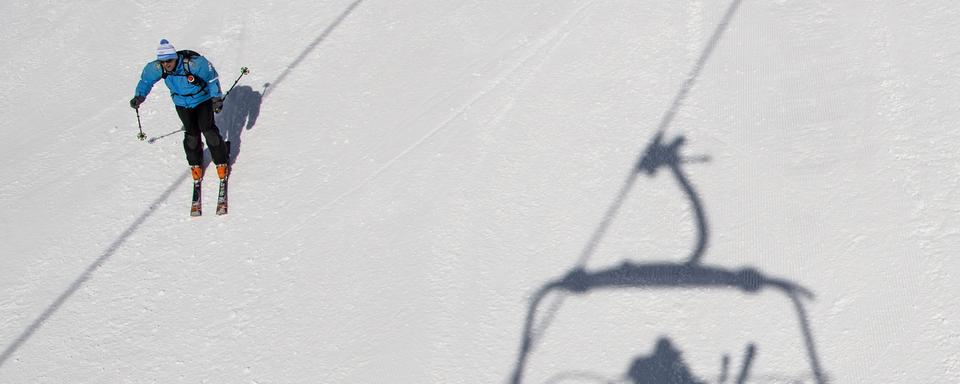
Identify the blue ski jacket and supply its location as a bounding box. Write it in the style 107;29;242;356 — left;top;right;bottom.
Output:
135;51;222;108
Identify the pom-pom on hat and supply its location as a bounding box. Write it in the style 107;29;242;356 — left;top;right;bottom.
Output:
156;39;177;61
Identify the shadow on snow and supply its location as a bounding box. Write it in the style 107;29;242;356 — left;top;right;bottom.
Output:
507;134;827;384
508;0;827;382
0;0;364;368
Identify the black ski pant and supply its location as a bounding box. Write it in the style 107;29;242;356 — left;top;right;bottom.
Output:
176;99;228;166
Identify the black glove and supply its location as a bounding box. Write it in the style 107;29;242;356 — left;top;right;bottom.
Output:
129;95;145;109
211;97;224;113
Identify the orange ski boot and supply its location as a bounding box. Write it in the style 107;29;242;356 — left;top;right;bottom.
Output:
216;164;230;180
190;165;203;181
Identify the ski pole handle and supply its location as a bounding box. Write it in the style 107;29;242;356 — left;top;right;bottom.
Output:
223;67;250;101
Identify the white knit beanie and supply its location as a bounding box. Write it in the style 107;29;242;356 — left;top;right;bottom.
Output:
156;39;177;61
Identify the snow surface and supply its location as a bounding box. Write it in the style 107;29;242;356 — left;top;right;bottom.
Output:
1;0;959;383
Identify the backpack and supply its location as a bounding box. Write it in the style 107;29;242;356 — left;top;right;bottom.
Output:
159;50;208;96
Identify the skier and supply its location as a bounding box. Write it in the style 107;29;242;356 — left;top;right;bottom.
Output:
130;39;229;181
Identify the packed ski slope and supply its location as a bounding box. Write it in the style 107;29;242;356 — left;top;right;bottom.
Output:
1;0;959;382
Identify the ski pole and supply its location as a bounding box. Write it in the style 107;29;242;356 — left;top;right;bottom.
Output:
135;107;146;141
223;67;250;101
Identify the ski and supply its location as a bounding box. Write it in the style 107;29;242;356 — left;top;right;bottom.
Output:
216;177;228;215
190;180;202;217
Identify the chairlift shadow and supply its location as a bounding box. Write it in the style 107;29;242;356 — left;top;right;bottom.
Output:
508;134;826;384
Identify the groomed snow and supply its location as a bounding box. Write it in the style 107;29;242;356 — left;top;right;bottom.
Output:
1;0;958;382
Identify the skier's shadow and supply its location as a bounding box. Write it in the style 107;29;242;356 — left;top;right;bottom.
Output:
622;338;756;384
216;84;264;165
626;337;708;384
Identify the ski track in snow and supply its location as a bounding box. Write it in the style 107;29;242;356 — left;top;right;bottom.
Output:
268;0;600;243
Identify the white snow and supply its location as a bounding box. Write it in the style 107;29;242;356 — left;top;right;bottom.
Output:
1;0;959;383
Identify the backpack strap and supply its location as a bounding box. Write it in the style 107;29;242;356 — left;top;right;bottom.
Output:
158;50;202;79
157;50;210;97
